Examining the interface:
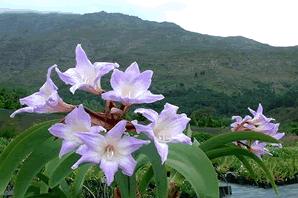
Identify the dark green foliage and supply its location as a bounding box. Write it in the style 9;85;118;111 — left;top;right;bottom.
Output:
192;132;213;143
0;87;26;109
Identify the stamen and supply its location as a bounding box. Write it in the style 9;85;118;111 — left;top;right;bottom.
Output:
157;134;172;143
105;145;115;160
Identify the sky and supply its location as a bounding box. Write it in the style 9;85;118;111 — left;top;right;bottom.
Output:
1;0;298;47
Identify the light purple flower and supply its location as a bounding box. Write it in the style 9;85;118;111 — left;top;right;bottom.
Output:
132;103;191;164
71;120;150;186
101;62;164;105
248;103;274;125
49;104;105;157
249;141;271;158
231;104;284;141
10;65;73;118
55;44;119;95
231;115;253;132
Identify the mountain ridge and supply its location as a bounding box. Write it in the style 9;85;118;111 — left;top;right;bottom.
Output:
0;11;297;114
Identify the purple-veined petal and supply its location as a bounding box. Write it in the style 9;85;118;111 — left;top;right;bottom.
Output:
72;146;101;169
10;107;34;118
171;133;192;144
154;140;169;164
119;155;136;176
118;136;150;155
75;44;93;73
100;159;119;186
272;132;285;140
106;120;126;139
65;104;91;130
90;125;106;134
134;108;158;123
94;62;119;77
55;67;79;85
48;123;68;139
131;121;155;138
125;62;140;74
101;91;123;102
134;91;164;104
75;132;105;151
59;140;79;158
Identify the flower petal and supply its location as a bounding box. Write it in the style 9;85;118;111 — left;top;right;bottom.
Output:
64;105;91;130
75;44;93;73
125;62;140;74
119;155;136;176
106;120;126;139
75;132;105;151
100;159;119;186
10;107;34;118
72;146;101;169
101;91;123;102
48;123;68;139
118;136;150;155
134;108;158;123
171;134;192;145
59;140;79;157
154;140;168;164
131;121;155;138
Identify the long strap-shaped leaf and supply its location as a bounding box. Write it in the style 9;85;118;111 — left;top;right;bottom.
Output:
200;132;279;152
72;164;92;198
137;143;168;198
0;120;57;194
206;146;278;193
14;138;61;198
48;153;80;188
167;144;219;198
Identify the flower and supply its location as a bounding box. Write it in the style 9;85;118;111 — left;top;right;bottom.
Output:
10;65;73;118
101;62;164;105
248;103;275;125
231;104;284;140
249;141;271;158
71;120;150;185
132;103;191;164
55;44;119;95
231;115;253;132
49;104;105;157
231;103;285;157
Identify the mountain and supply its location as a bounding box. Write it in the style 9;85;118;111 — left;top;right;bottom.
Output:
0;11;298;114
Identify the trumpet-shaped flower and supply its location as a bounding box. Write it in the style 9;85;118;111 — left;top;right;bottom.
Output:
55;44;119;95
248;103;274;125
249;141;271;158
49;104;105;157
101;62;164;105
132;103;191;164
71;120;150;185
10;65;73;118
231;104;284;140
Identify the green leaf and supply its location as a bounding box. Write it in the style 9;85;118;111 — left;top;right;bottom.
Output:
236;155;257;180
72;164;92;197
48;153;80;188
138;166;153;194
0;120;57;194
200;132;279;152
14;138;61;198
206;146;278;193
115;172;136;198
167;144;219;198
137;143;168;198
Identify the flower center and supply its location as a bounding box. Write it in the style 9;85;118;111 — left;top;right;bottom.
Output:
157;134;172;143
104;145;115;160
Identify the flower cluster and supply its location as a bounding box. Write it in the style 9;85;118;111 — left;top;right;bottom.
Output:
231;104;284;158
11;44;191;185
